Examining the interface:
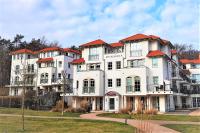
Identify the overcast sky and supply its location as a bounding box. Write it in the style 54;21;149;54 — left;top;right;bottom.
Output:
0;0;199;49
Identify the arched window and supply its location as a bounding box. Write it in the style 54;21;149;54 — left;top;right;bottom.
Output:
126;77;133;92
83;79;88;93
134;76;141;91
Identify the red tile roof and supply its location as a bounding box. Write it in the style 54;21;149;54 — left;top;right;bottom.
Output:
120;33;172;47
38;47;62;53
180;59;200;64
37;57;53;63
147;50;165;57
110;42;124;47
121;34;150;42
71;58;85;64
171;50;177;55
10;49;34;55
80;39;106;47
63;48;81;54
105;91;119;96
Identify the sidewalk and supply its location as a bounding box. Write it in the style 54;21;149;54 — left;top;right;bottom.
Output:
80;113;199;133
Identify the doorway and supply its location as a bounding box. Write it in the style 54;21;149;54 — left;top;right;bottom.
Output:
109;98;115;110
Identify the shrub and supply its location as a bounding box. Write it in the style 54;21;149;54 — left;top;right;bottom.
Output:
80;100;89;110
51;100;63;112
144;108;158;115
75;108;86;113
119;108;131;114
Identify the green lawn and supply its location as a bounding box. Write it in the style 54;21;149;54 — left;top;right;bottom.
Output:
164;124;200;133
0;116;135;133
97;113;200;122
0;107;81;117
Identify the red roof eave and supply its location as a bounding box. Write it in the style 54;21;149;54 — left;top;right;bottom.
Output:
110;42;124;47
147;50;165;57
37;57;53;63
71;58;85;64
180;59;200;64
80;39;106;48
10;49;35;55
63;48;81;55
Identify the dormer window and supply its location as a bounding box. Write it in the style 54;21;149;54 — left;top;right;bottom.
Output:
89;47;99;61
130;43;142;57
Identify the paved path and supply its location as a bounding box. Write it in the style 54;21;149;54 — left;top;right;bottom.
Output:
189;109;200;116
80;113;199;133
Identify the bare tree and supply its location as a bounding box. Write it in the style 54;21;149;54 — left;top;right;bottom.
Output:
56;70;73;115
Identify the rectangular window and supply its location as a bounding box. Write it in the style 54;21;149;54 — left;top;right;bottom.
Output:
152;58;158;67
108;62;112;70
96;64;100;70
130;43;142;57
116;78;121;87
116;61;121;69
59;61;62;67
108;79;112;87
77;65;81;71
130;59;144;67
58;73;61;79
89;47;99;60
68;74;70;79
76;80;79;88
89;64;95;70
68;63;70;68
153;76;159;85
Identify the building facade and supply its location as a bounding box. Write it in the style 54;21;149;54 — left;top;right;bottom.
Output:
8;47;81;96
8;33;200;112
70;34;200;112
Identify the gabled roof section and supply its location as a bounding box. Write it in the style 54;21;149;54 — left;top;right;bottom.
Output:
38;47;62;53
10;49;35;55
63;48;81;55
80;39;107;48
120;34;150;42
37;57;53;63
180;59;200;64
120;33;174;48
71;58;85;64
110;42;124;47
147;50;165;57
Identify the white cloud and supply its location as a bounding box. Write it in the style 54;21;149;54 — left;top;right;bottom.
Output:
0;0;199;49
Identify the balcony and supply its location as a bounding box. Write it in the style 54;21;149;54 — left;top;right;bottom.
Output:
40;79;48;84
148;84;172;94
89;55;99;61
82;86;95;94
126;86;134;93
12;80;35;86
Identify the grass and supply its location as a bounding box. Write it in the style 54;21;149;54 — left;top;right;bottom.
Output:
97;113;200;122
164;124;200;133
0;107;81;117
0;116;135;133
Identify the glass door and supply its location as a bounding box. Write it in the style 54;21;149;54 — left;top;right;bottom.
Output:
109;98;115;110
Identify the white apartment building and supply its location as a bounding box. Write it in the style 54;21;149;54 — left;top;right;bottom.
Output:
8;33;199;113
70;33;188;113
8;47;81;96
179;56;200;108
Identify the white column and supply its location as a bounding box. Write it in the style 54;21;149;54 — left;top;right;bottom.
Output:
135;96;140;111
73;97;77;108
159;96;166;112
124;96;127;109
92;97;96;111
177;95;182;109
